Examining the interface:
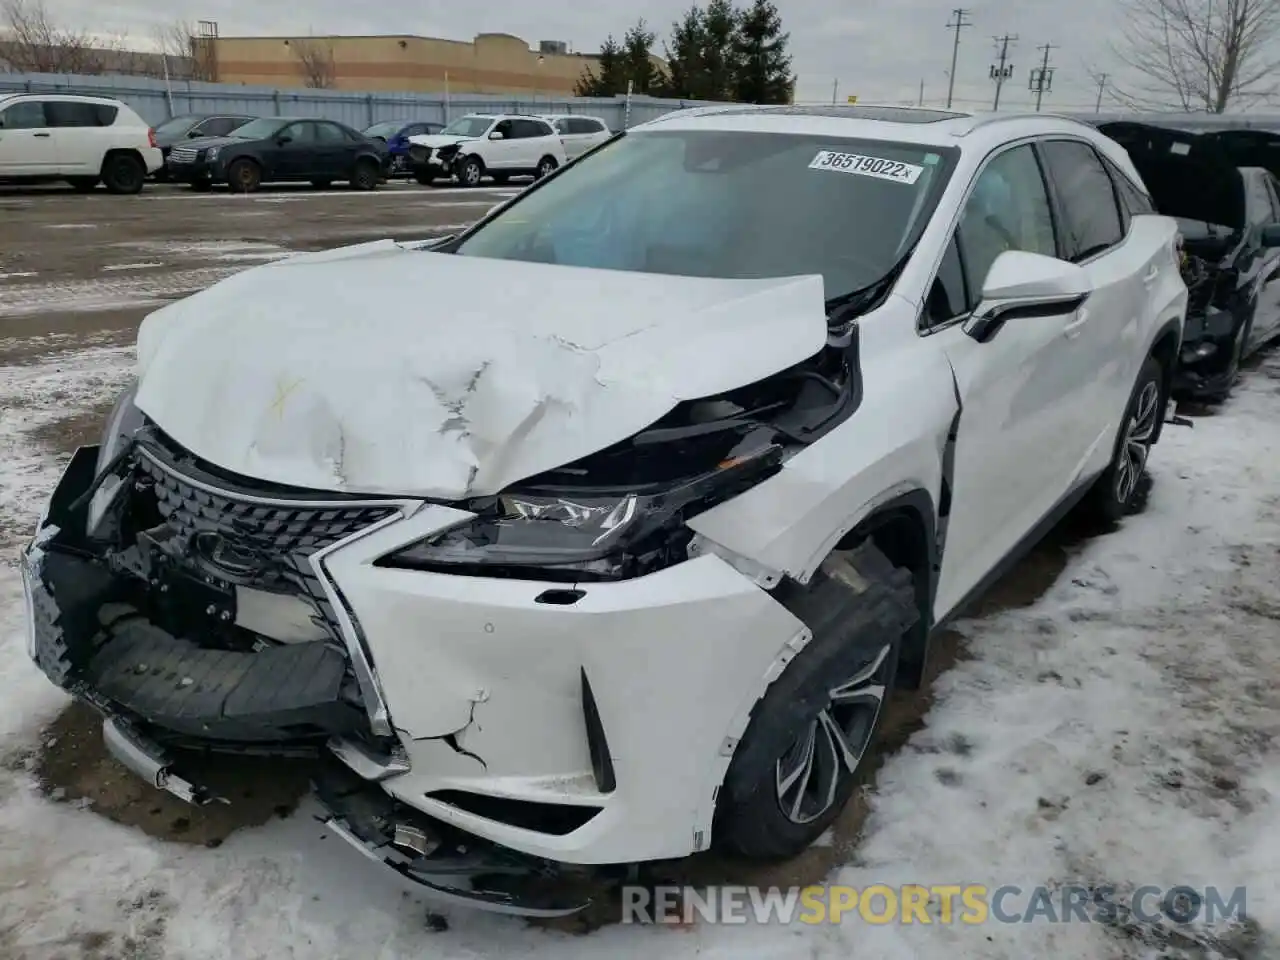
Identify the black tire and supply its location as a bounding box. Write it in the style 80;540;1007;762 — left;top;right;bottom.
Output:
66;177;99;193
414;169;436;186
227;158;261;193
311;179;332;189
100;153;145;195
350;159;380;191
714;542;917;860
1085;355;1164;522
456;155;483;187
535;155;558;179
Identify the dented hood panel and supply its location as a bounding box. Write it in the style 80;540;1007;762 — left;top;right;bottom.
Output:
134;242;828;499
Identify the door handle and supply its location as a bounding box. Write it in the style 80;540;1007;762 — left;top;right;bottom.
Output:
1063;307;1089;337
1143;265;1159;285
33;131;51;138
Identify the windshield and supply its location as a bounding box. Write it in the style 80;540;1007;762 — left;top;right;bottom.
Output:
441;116;493;138
364;121;406;138
452;130;956;299
230;117;288;140
154;114;199;137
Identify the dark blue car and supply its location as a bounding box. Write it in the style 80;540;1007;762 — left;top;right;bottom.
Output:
362;120;445;175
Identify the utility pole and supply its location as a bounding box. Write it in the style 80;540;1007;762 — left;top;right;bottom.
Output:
1094;72;1108;112
1029;42;1056;111
918;78;925;105
989;34;1017;110
945;8;972;109
831;77;838;104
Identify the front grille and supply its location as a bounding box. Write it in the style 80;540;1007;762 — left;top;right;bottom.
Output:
137;451;397;558
169;146;197;163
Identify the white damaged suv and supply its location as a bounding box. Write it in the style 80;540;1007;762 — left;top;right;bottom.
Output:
21;105;1186;915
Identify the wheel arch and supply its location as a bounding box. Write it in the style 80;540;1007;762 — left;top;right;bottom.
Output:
1147;314;1182;445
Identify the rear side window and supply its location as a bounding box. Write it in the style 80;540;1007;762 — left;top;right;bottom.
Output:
0;100;46;129
1038;140;1125;261
569;118;604;134
45;101;116;127
199;117;244;137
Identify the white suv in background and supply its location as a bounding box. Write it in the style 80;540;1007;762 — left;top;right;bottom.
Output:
405;113;568;186
543;114;613;159
0;93;162;194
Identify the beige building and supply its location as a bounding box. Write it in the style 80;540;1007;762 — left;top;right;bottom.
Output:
209;33;632;96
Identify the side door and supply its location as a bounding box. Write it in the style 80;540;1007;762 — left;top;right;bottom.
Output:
485;118;519;170
44;99;110;174
1036;138;1159;481
578;117;610;152
1250;172;1280;348
0;99;56;174
271;121;319;179
314;121;356;179
508;119;543;169
925;142;1095;617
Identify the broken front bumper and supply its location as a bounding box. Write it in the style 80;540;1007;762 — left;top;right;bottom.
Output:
21;439;811;892
1172;304;1241;399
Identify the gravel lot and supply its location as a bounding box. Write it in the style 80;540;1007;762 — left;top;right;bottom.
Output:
1;183;1276;959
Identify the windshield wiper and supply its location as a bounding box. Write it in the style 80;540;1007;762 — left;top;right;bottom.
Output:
824;248;914;327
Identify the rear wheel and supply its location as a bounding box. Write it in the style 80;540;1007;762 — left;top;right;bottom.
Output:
101;153;145;195
350;159;380;191
714;542;916;859
228;158;262;193
535;155;558;179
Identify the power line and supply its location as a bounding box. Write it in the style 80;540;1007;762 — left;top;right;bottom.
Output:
944;8;973;109
1094;72;1109;112
1029;42;1056;111
989;34;1017;110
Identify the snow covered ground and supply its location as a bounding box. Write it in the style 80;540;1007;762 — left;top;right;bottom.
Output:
1;344;1277;958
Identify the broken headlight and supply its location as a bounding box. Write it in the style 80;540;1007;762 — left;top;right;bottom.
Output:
381;444;783;581
86;380;143;535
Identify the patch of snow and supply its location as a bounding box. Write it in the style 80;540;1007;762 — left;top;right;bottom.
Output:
0;348;1278;957
0;272;37;281
42;223;98;230
101;262;164;272
0;268;239;318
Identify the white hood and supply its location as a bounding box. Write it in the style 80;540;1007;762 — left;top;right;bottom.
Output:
406;134;474;149
134;241;828;500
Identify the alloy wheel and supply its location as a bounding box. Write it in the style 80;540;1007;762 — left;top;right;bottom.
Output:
775;642;892;825
1113;380;1160;503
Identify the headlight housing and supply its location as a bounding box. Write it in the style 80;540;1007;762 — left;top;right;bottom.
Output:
87;380;143;535
205;146;220;161
380;443;783;582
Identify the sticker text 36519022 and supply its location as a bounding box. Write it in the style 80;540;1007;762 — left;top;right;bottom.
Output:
809;151;924;184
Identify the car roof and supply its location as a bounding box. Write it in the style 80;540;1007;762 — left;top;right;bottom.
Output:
0;92;126;106
543;113;607;121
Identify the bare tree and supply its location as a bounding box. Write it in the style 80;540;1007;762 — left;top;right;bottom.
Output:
1105;0;1280;112
291;36;336;88
153;19;216;81
0;0;101;73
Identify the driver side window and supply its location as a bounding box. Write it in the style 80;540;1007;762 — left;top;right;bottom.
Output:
492;119;513;138
957;144;1057;299
0;100;47;129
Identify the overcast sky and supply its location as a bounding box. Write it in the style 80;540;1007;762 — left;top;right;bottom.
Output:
52;0;1133;111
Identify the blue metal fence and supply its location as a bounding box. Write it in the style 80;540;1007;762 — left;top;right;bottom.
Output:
0;70;723;130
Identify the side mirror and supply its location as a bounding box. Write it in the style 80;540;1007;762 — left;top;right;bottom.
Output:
964;250;1093;343
276;134;292;145
1262;224;1280;247
488;130;504;140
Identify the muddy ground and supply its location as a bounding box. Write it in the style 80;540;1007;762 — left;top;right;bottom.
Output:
0;181;1222;932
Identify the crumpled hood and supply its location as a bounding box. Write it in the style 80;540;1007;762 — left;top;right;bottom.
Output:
406;134;473;150
134;242;828;500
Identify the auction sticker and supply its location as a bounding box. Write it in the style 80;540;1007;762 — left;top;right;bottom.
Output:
809;150;923;184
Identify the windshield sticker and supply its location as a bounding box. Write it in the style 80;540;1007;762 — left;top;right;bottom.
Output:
809;150;924;184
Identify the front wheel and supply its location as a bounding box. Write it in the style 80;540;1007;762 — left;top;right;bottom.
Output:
1086;355;1163;522
227;158;262;193
456;156;483;187
714;542;915;859
535;156;558;179
350;159;380;191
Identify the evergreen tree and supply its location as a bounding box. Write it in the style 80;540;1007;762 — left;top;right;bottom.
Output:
658;6;707;99
575;35;627;97
621;19;659;94
699;0;743;102
732;0;793;103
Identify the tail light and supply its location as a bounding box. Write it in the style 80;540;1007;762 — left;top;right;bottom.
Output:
148;128;157;148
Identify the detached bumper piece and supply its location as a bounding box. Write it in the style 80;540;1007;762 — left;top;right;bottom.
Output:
1174;305;1239;399
102;714;225;805
313;760;593;918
